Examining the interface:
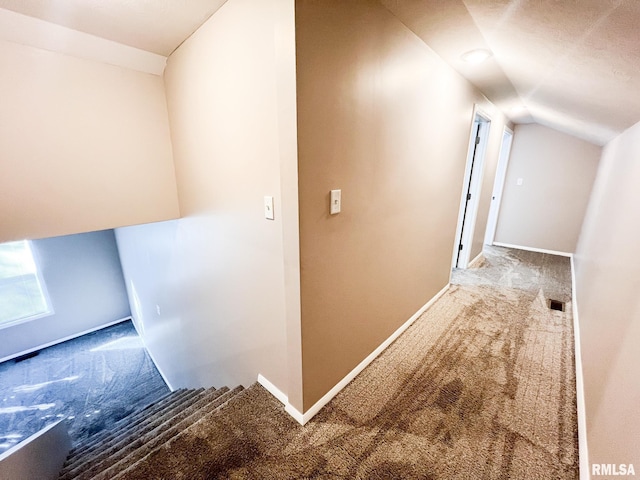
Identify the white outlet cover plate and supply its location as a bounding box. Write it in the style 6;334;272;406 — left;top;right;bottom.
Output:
330;189;341;214
264;196;275;220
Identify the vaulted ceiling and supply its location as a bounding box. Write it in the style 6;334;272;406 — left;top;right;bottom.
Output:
0;0;227;56
0;0;638;146
382;0;640;145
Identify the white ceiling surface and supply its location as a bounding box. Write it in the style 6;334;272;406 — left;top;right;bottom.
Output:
382;0;640;145
0;0;637;145
0;0;227;57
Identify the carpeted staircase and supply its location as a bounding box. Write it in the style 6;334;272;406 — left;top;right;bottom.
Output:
58;385;244;480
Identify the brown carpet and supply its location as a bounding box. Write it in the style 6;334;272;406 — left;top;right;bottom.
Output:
116;246;578;479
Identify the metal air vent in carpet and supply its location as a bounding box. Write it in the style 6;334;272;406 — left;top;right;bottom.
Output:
548;299;565;312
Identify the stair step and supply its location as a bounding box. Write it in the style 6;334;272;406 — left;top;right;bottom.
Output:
103;386;245;480
62;388;202;472
62;387;224;480
58;385;246;480
111;385;248;480
68;388;190;458
60;388;207;477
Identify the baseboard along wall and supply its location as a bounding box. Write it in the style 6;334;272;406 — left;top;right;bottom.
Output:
259;283;451;426
570;255;590;480
0;317;132;365
131;323;176;392
468;252;484;268
493;241;572;258
262;254;590;479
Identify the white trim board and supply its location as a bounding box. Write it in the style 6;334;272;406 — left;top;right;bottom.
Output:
0;316;132;364
138;346;176;392
570;255;590;480
493;242;572;258
257;374;288;406
451;105;492;270
263;283;451;426
137;338;175;392
468;252;484;268
484;126;514;246
129;320;175;392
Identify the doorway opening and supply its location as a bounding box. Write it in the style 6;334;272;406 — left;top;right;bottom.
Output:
484;127;514;246
452;108;491;269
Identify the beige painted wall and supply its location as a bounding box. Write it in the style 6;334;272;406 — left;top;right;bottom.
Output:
295;0;510;411
574;119;640;468
0;39;179;242
494;123;600;254
115;0;297;395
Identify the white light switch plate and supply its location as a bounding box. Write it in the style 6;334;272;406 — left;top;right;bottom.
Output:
516;178;523;186
264;196;274;220
330;189;341;215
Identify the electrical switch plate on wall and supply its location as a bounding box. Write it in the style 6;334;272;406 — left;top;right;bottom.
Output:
264;196;274;220
330;189;341;214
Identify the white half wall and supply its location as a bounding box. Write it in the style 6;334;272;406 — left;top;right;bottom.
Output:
115;0;297;395
0;419;71;480
0;230;131;361
494;124;601;254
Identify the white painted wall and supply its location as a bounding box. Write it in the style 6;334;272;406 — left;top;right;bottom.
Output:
0;419;71;480
0;230;131;361
494;124;601;254
115;0;297;394
0;38;179;243
574;119;640;469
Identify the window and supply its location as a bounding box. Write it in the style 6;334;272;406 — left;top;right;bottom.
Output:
0;240;52;327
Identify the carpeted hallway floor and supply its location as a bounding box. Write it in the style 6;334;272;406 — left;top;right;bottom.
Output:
116;246;578;479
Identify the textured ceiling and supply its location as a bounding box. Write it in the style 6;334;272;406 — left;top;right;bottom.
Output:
0;0;637;144
381;0;640;145
0;0;227;56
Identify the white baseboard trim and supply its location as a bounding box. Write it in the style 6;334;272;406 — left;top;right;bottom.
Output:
139;340;175;392
256;374;307;425
257;374;288;405
256;374;305;424
493;242;572;258
128;320;175;392
285;402;305;425
275;283;451;426
468;252;484;268
0;317;132;365
570;256;590;480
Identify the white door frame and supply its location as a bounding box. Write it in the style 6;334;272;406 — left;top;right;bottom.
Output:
484;126;514;246
451;106;491;270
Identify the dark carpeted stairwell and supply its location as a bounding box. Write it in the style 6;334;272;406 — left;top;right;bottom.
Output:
58;385;245;480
